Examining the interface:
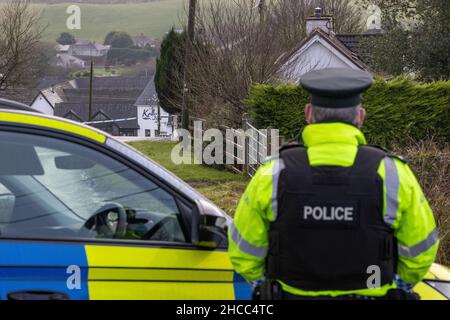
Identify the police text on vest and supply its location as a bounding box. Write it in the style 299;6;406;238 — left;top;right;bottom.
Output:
303;206;354;221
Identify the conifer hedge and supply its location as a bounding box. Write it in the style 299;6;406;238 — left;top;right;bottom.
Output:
246;78;450;147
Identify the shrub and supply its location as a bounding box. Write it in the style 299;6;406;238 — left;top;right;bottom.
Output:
56;32;76;45
395;139;449;265
246;83;309;141
107;48;153;64
246;78;450;147
104;31;134;48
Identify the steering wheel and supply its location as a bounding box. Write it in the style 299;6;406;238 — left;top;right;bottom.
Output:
83;202;128;239
142;215;175;241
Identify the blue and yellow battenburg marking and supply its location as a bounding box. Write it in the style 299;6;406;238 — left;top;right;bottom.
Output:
0;242;89;300
0;112;253;300
0;242;252;300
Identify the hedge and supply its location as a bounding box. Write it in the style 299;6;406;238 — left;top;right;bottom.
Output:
245;78;450;147
107;48;154;64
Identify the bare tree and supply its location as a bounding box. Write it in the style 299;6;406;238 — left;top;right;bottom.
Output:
186;0;303;126
317;0;365;33
0;0;45;91
166;0;363;127
179;0;362;126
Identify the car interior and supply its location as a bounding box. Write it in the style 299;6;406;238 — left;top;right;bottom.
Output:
0;132;186;243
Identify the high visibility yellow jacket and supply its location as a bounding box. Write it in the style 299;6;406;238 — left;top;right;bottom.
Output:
228;123;439;297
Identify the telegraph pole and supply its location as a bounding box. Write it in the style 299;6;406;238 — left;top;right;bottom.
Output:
157;99;161;136
331;0;336;31
181;0;197;130
258;0;266;24
88;60;94;121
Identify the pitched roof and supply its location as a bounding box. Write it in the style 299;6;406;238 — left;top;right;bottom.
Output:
54;102;139;129
135;76;158;106
37;76;71;91
132;34;157;46
278;28;371;80
74;76;149;90
63;88;141;104
336;32;382;66
71;42;96;50
36;80;77;108
56;53;85;65
72;76;161;108
94;43;111;51
55;44;70;52
70;42;110;52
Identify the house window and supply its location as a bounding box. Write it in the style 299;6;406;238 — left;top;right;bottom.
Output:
145;130;151;137
119;129;137;137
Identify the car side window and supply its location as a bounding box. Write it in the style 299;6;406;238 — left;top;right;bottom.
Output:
0;131;186;243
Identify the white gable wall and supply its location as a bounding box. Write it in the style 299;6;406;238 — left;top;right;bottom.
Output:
281;35;363;82
137;105;174;137
30;94;54;115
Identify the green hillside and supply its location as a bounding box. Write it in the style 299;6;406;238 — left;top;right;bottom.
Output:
36;0;184;43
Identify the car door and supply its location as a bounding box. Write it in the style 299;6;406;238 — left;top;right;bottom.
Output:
0;127;251;300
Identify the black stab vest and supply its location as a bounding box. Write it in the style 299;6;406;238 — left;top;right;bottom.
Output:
267;145;397;291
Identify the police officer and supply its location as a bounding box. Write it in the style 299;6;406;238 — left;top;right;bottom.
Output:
228;68;439;300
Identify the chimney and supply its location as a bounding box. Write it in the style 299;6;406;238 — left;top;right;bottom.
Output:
314;7;323;17
367;7;382;33
306;7;334;36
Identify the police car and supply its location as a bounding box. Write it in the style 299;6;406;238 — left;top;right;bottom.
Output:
0;99;448;300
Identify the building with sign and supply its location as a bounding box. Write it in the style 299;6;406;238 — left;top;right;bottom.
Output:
30;76;176;138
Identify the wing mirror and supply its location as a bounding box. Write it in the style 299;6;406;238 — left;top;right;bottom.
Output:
191;199;229;249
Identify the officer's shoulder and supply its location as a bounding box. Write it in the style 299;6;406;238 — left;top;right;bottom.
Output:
262;142;305;164
279;142;306;154
388;154;409;164
366;145;409;164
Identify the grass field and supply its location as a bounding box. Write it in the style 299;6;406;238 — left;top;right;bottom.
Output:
129;141;249;216
35;0;184;42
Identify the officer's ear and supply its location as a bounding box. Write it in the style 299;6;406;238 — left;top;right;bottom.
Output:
356;106;366;128
305;104;314;124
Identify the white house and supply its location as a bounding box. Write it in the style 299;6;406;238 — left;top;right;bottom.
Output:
279;8;370;82
30;80;77;115
55;44;70;54
134;79;175;138
56;53;86;70
68;41;111;57
132;33;158;48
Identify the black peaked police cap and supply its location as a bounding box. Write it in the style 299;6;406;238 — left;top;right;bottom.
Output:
300;68;373;109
